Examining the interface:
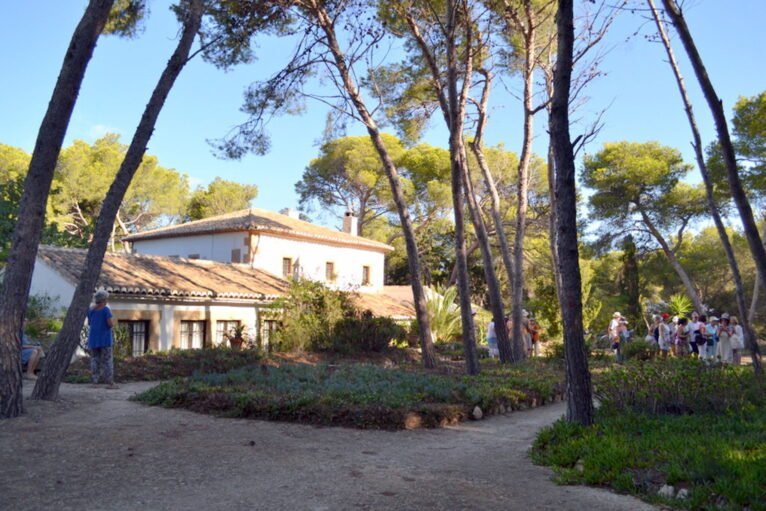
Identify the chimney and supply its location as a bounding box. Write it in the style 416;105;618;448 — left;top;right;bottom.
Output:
342;211;358;236
280;207;301;220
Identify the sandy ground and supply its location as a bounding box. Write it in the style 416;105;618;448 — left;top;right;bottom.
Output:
0;382;656;511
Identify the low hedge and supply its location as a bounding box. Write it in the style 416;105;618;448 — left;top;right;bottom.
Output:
134;359;565;430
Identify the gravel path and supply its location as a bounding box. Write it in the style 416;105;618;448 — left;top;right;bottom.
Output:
0;382;656;511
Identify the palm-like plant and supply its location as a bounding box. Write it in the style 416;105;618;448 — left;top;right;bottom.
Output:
667;293;694;317
425;285;462;343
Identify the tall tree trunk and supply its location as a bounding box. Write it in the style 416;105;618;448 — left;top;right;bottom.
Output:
459;145;515;363
661;0;766;299
544;71;563;305
32;0;204;400
750;272;760;325
311;3;438;369
550;0;594;425
447;0;480;374
638;208;706;314
469;70;517;361
511;2;536;363
469;70;515;289
648;0;761;373
0;0;115;418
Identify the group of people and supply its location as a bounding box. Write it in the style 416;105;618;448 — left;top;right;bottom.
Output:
486;310;541;358
609;311;747;365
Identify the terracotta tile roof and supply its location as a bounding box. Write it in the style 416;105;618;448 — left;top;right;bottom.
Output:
122;208;393;252
37;246;289;300
355;286;416;320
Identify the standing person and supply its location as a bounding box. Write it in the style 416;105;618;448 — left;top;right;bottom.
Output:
608;312;621;344
657;315;671;358
21;322;45;380
695;315;707;360
730;316;744;365
88;289;117;388
486;319;499;359
528;317;541;357
688;312;701;357
675;317;690;357
706;316;719;361
522;310;533;357
716;314;733;364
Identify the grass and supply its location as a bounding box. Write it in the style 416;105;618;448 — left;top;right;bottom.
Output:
133;358;565;430
532;359;766;510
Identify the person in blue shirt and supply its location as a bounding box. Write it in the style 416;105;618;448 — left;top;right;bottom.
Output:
88;289;117;388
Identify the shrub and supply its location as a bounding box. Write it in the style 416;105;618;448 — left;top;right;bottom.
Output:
594;358;765;416
331;313;407;353
425;285;462;343
621;339;655;361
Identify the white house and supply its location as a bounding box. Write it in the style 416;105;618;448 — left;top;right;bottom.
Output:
123;208;392;291
26;209;417;355
30;246;289;355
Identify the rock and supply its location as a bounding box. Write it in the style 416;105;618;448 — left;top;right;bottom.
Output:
472;406;483;420
676;489;689;500
574;459;584;473
658;485;676;498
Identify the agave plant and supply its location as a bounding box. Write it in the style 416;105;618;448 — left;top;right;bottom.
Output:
426;285;462;343
667;293;693;317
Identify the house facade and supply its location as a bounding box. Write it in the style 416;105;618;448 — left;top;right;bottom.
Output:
30;246;288;355
26;209;416;355
123;208;391;291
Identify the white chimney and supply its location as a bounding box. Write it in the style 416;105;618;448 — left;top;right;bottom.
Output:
342;211;358;236
280;208;301;220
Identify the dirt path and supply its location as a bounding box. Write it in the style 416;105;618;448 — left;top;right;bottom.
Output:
0;382;655;511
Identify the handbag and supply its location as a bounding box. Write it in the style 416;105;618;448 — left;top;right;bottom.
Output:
731;334;744;350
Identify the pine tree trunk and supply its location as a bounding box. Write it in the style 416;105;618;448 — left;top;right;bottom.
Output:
469;70;517;362
661;0;766;302
459;145;514;363
648;0;761;373
312;4;438;369
0;0;115;418
550;0;594;426
511;4;536;363
31;0;205;400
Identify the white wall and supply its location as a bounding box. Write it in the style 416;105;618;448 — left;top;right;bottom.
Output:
133;230;387;290
252;234;385;290
110;301;259;350
131;232;246;262
29;260;75;311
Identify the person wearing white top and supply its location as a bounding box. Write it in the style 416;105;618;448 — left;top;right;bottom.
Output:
730;316;745;365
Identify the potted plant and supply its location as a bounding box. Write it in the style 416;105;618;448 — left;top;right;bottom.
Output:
224;324;248;351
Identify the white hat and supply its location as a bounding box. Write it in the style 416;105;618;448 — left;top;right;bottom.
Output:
613;312;622;318
710;316;719;322
672;316;679;323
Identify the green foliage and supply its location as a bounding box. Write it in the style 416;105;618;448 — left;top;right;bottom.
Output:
186;176;258;220
135;359;565;429
270;279;405;353
533;360;766;509
65;347;264;383
105;0;147;38
425;285;462;343
732;90;766;194
594;358;763;416
621;340;655;361
24;293;64;341
667;293;693;317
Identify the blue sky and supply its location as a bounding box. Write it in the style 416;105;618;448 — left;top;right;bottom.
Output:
1;1;764;229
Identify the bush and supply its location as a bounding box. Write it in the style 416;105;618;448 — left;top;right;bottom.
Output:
594;358;764;416
270;278;408;354
621;339;655;361
331;313;407;353
533;360;766;509
135;359;566;429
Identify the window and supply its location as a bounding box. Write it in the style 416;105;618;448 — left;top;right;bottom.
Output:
180;320;206;349
362;265;371;286
261;320;280;348
188;254;200;260
122;320;149;357
282;257;293;278
231;249;241;263
216;320;241;345
325;262;335;282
